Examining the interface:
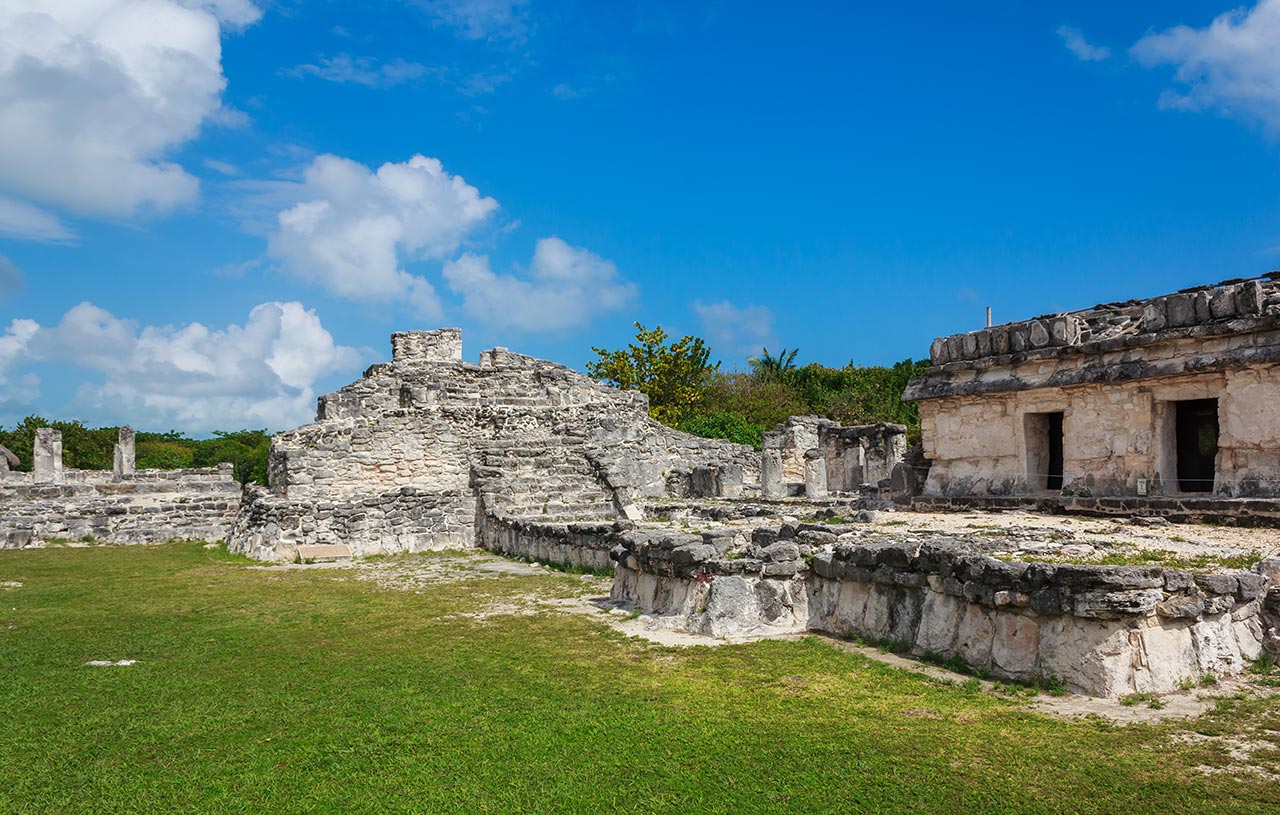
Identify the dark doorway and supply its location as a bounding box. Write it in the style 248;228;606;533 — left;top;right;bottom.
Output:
1175;398;1218;493
1045;412;1064;491
1026;411;1065;491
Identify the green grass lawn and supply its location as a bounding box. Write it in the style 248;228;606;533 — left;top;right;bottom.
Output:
2;542;1278;814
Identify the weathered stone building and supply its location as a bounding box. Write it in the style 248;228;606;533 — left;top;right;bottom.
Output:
904;275;1280;502
228;329;759;561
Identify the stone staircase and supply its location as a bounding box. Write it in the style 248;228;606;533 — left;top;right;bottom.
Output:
471;440;619;523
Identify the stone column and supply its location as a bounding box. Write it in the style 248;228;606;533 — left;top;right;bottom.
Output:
804;448;828;499
761;431;786;499
113;426;136;479
33;428;63;484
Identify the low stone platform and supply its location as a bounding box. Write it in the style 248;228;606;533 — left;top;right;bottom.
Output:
607;519;1278;697
908;494;1280;526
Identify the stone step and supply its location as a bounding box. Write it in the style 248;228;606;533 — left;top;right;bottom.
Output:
295;544;353;563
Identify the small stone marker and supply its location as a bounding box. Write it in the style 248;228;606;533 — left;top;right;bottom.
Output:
113;426;136;479
295;544;353;562
33;428;63;485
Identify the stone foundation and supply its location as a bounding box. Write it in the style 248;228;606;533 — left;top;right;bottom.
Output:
606;523;1279;697
476;514;618;572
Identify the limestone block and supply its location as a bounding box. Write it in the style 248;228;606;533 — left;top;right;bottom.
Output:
930;337;948;365
113;426;135;479
1142;299;1168;331
803;449;828;499
862;584;896;640
1165;294;1195;327
916;590;965;653
33;428;63;485
703;576;757;638
1131;624;1198;693
761;437;786;499
691;466;719;498
1209;286;1236;319
1235;280;1263;314
956;604;994;667
991;612;1039;676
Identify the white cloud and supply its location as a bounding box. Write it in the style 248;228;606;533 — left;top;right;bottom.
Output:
182;0;262;28
0;196;75;243
693;301;778;360
202;158;242;177
2;301;361;432
0;1;258;223
417;0;528;41
286;53;434;88
443;237;636;332
267;153;500;320
0;317;39;386
1057;25;1111;62
1132;0;1280;129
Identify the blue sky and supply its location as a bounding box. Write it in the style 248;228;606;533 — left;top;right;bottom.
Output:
1;0;1279;433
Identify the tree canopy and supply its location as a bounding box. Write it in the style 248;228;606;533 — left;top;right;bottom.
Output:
586;322;720;425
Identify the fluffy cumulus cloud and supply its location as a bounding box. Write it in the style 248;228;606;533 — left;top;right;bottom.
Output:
0;301;361;432
1057;25;1110;62
692;301;778;361
0;0;258;233
1132;0;1280;129
443;238;636;332
268;154;500;320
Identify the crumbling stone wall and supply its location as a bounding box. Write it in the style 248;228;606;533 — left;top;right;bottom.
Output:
905;276;1280;498
762;417;907;499
229;330;759;561
1;428;240;548
607;524;1277;697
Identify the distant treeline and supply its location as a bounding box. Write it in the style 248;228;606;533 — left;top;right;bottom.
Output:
677;358;930;450
588;324;929;450
0;417;271;486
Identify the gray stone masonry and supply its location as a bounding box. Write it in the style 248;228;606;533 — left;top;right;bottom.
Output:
606;523;1277;697
1;462;240;547
762;418;908;498
228;330;759;561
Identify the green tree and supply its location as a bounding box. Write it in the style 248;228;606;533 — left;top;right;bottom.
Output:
748;346;800;380
586;322;719;425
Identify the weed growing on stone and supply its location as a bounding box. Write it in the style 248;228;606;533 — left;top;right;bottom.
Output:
1119;692;1166;710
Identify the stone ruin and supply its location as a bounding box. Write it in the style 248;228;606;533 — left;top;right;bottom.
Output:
227;329;759;563
216;325;1280;697
6;304;1280;699
759;415;908;500
905;274;1280;518
0;426;241;548
606;512;1277;696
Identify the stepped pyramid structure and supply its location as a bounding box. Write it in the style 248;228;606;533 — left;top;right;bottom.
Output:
229;329;758;561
